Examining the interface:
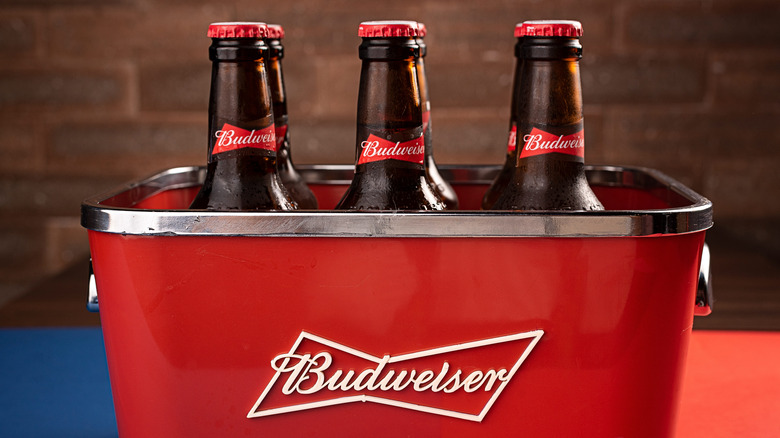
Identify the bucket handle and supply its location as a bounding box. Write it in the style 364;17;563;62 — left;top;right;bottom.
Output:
87;258;99;313
694;243;713;316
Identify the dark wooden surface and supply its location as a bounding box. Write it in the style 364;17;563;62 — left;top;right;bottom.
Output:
1;227;778;330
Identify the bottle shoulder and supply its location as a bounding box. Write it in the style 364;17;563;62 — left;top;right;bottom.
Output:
337;163;444;210
492;158;602;211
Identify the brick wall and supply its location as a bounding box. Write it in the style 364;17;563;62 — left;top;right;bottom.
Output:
1;0;779;302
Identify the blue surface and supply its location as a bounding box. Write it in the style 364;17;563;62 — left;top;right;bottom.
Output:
0;328;118;437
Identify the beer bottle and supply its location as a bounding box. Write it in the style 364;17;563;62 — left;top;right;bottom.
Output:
492;20;603;211
415;23;459;209
190;22;296;211
266;24;318;209
336;21;445;211
481;24;523;210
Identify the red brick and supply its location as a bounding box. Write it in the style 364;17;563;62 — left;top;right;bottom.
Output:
2;0;127;5
0;175;125;216
234;0;423;56
47;118;205;177
420;0;614;56
603;107;780;193
581;53;706;104
711;54;780;105
0;65;132;114
582;107;607;165
704;111;780;161
622;1;780;49
269;53;358;121
283;50;331;119
428;108;508;164
44;217;89;274
0;282;29;308
0;119;44;176
0;11;41;59
704;160;780;218
428;57;513;109
139;60;210;112
0;218;46;279
47;5;232;62
601;108;707;188
288;118;355;165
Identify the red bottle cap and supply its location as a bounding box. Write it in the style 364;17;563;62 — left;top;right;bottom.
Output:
515;20;582;38
358;21;419;38
267;24;285;39
207;22;268;38
417;22;427;38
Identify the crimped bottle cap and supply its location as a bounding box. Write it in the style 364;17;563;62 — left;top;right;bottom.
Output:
417;22;427;38
208;22;268;38
358;20;419;37
267;24;285;40
515;20;582;37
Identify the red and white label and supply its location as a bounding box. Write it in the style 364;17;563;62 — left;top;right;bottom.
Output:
507;123;517;153
212;123;276;155
248;330;544;422
519;127;585;160
275;124;288;149
358;134;425;166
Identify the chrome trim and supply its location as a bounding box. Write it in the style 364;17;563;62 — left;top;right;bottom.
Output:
694;243;713;316
81;165;712;237
87;258;99;313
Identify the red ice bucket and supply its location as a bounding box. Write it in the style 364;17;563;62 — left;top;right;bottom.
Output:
82;164;712;437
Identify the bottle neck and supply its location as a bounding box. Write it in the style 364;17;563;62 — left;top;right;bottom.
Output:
414;42;433;159
267;39;287;122
506;37;524;157
266;39;290;169
355;37;424;171
208;38;276;163
514;37;584;164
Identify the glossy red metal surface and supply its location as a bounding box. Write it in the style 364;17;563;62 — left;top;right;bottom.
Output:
88;183;705;437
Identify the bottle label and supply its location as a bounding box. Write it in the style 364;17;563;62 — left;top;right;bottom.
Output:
212;123;276;155
507;123;517;153
519;126;584;160
275;124;288;150
358;133;425;166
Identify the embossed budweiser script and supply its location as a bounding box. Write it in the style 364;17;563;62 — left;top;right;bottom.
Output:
248;330;544;422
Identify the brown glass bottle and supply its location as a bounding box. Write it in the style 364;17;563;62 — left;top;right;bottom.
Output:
266;24;318;209
492;20;603;211
336;21;445;211
416;23;459;209
481;26;523;210
189;22;296;211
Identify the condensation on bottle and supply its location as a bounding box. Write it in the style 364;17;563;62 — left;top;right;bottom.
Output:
491;20;603;212
189;22;297;211
266;24;318;209
336;20;445;211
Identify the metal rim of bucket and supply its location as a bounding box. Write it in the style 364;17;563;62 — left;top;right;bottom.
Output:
80;165;713;238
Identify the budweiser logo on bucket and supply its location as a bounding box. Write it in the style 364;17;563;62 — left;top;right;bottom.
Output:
248;330;544;422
